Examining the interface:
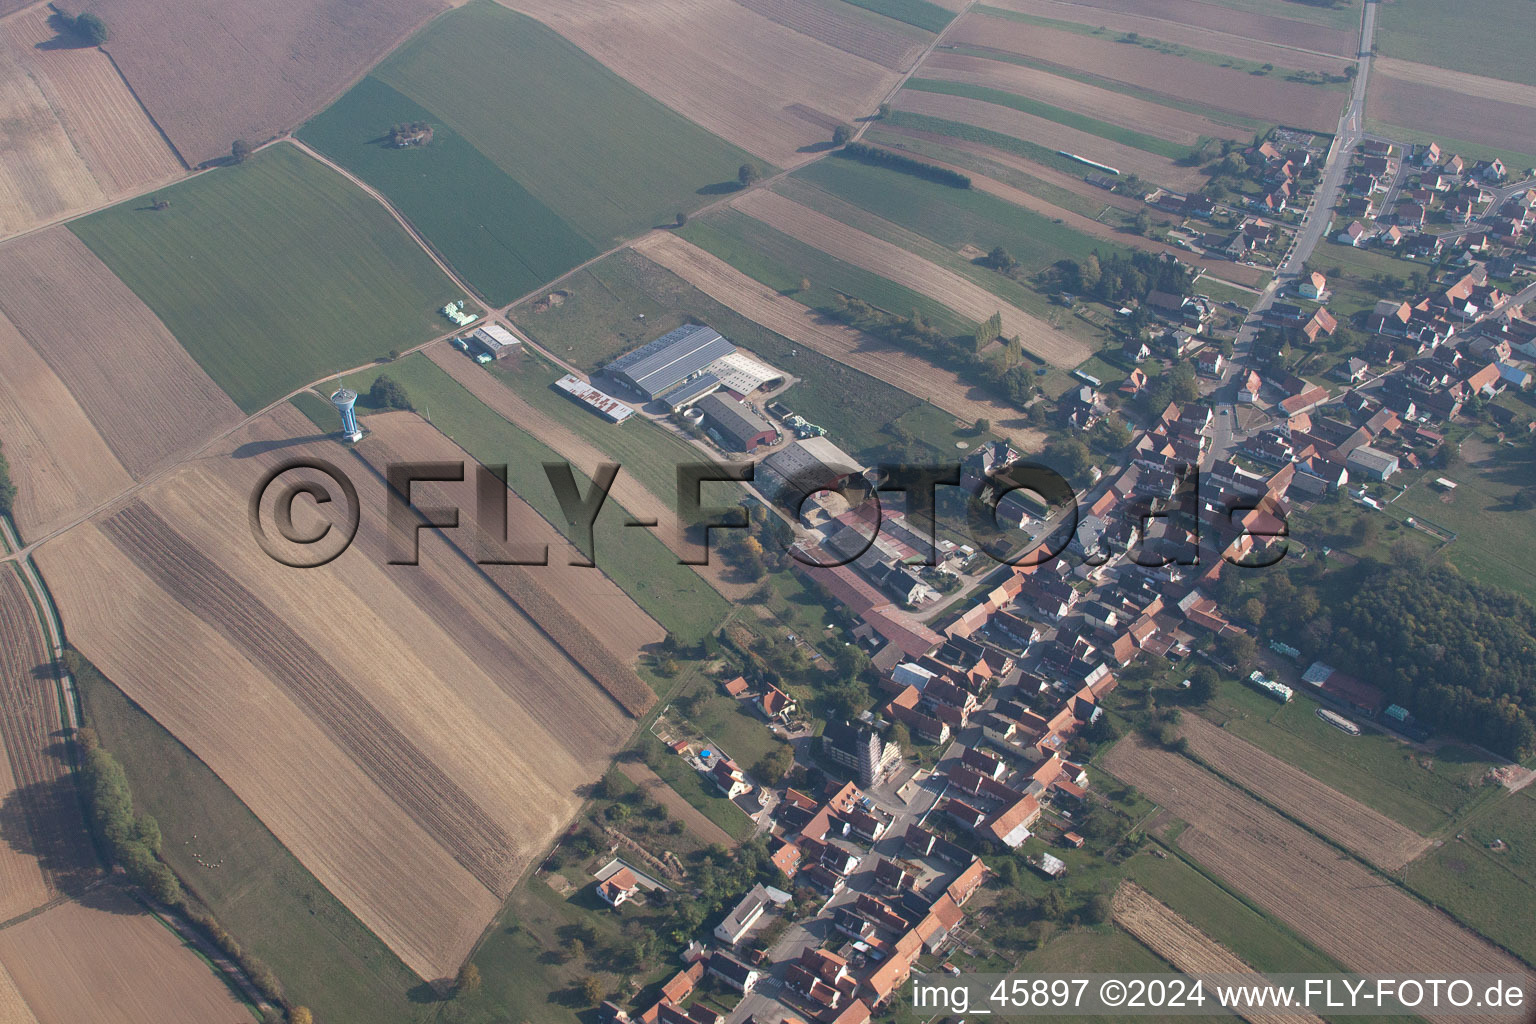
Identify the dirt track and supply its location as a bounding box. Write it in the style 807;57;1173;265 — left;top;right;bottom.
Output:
1179;713;1430;869
634;232;1049;446
619;761;738;848
1102;735;1533;1020
1113;882;1325;1024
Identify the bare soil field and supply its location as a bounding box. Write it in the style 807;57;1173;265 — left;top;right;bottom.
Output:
496;0;900;166
0;890;249;1024
949;14;1345;132
423;346;756;604
1113;882;1325;1024
83;0;449;166
1369;71;1536;159
0;229;240;478
0;571;95;901
894;89;1208;190
987;0;1351;71
921;51;1250;145
1178;713;1430;869
0;43;104;238
1372;57;1536;110
0;313;130;542
633;233;1051;445
36;404;643;980
619;761;737;847
734;188;1063;356
0;725;50;924
1102;736;1533;1018
0;7;181;193
995;0;1357;55
0;961;38;1024
733;0;926;71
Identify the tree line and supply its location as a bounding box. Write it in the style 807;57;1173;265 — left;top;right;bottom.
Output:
836;143;971;189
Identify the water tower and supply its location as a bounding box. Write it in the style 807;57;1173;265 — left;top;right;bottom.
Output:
330;387;363;442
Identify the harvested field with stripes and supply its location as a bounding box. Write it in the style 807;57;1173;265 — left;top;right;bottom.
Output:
497;0;901;166
0;570;95;908
1102;735;1533;1020
1112;882;1325;1024
920;51;1250;146
632;233;1047;447
733;0;928;70
948;13;1345;132
1178;713;1431;869
36;405;652;980
733;188;1059;353
893;89;1207;190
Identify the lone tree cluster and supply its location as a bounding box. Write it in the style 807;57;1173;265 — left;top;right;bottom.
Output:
62;10;109;45
388;121;434;148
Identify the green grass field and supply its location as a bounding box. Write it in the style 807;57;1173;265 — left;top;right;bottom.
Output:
1376;0;1536;87
679;208;976;336
368;2;760;247
298;76;596;305
333;353;730;644
68;145;462;413
513;248;958;459
72;656;425;1024
834;0;953;33
1195;672;1502;836
1405;786;1536;964
904;78;1192;160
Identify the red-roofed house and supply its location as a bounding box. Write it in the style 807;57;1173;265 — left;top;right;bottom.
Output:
598;867;640;908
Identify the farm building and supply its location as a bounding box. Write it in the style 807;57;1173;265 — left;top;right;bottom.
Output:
469;323;523;359
1345;445;1399;481
553;375;635;423
695;394;775;451
759;437;864;503
607;323;736;400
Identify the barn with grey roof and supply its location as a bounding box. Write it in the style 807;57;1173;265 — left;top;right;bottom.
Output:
606;324;737;401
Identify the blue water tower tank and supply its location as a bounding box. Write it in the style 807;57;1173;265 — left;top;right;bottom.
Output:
331;387;363;441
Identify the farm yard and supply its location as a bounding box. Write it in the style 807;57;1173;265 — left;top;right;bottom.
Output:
1177;713;1432;869
0;6;182;240
732;0;930;70
634;233;1048;445
1101;734;1531;1018
86;0;449;165
1112;883;1326;1024
0;891;252;1024
0;229;239;482
495;0;905;166
944;11;1347;132
302;2;764;303
35;404;648;981
68;144;462;413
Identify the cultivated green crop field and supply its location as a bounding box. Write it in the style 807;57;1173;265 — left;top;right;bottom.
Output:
1376;0;1536;87
367;2;758;244
299;76;596;306
74;656;424;1024
904;78;1192;159
836;0;953;33
679;208;975;336
334;354;729;645
69;145;460;413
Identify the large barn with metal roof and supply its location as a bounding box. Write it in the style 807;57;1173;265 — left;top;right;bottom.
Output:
606;324;737;401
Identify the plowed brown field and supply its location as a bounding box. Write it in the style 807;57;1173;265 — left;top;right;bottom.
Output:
921;51;1250;145
1113;882;1325;1024
85;0;448;165
0;571;95;904
36;405;645;980
986;0;1352;70
0;960;38;1024
0;313;130;542
733;0;926;71
734;189;1060;353
949;13;1345;132
0;229;240;478
632;233;1049;447
993;0;1356;55
0;891;248;1024
1179;713;1430;868
497;0;899;166
1369;71;1536;160
895;89;1208;190
1102;735;1533;1019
